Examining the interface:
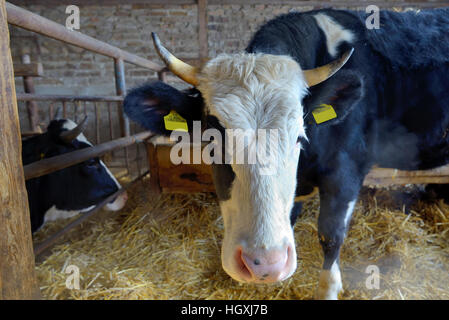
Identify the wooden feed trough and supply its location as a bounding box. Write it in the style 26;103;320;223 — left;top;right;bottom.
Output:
146;140;449;193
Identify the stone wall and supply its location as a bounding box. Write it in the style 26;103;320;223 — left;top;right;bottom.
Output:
9;1;446;133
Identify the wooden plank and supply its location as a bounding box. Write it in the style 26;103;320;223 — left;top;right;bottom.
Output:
0;0;40;299
8;0;449;8
13;61;43;77
197;0;208;62
364;165;449;186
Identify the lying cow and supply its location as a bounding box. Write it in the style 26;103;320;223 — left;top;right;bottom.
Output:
23;116;128;233
124;8;449;299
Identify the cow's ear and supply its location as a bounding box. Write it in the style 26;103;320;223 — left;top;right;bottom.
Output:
303;70;364;126
123;81;203;136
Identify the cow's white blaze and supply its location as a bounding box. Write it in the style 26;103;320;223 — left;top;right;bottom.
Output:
197;53;309;282
344;200;356;227
313;13;355;58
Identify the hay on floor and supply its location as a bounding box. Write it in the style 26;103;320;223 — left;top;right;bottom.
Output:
33;178;449;299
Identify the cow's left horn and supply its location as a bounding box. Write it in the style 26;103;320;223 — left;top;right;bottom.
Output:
59;116;88;143
151;32;199;86
303;48;354;87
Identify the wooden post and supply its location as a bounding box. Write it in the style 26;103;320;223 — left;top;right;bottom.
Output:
197;0;208;63
0;0;40;299
147;142;162;194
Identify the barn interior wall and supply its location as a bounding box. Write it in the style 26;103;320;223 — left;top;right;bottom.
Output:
9;1;444;136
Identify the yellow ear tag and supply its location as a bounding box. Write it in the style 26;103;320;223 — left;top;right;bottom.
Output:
164;110;188;132
312;104;337;124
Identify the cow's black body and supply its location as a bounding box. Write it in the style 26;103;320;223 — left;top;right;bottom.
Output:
124;8;449;291
23;120;120;232
246;8;449;268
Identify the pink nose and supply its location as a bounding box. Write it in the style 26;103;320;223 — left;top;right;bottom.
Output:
235;246;292;283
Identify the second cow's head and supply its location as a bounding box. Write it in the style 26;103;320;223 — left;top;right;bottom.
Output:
124;33;362;284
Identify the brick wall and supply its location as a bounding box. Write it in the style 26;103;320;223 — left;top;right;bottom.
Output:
9;1;446;133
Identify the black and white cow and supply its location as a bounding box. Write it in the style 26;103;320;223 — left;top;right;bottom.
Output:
124;8;449;299
24;117;128;233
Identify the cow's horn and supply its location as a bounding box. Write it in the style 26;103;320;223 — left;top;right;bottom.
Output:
60;116;88;143
152;32;199;86
303;48;354;87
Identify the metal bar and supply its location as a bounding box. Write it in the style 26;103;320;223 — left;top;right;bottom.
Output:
95;102;100;145
75;101;81;123
48;101;54;120
6;2;163;72
136;139;142;176
114;58;129;135
107;101;114;141
62;101;67;118
114;58;131;175
21;53;40;131
107;101;115;157
33;170;150;256
16;93;124;102
24;131;154;180
83;101;87;117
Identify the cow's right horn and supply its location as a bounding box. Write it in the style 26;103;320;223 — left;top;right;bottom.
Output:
152;32;199;86
59;116;88;143
303;48;354;87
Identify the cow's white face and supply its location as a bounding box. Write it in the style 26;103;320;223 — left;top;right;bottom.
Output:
197;53;309;283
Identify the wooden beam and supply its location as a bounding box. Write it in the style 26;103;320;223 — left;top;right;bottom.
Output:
364;165;449;186
13;61;43;77
24;131;154;180
0;0;40;299
6;2;163;72
197;0;208;62
8;0;449;8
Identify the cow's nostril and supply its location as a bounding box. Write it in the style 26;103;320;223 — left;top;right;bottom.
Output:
237;246;291;283
235;248;252;281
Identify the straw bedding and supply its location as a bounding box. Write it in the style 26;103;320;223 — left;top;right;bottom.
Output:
33;178;449;300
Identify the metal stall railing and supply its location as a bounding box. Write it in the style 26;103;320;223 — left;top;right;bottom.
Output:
6;2;168;255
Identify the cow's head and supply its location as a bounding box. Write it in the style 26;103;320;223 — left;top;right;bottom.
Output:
26;116;128;232
124;34;359;283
